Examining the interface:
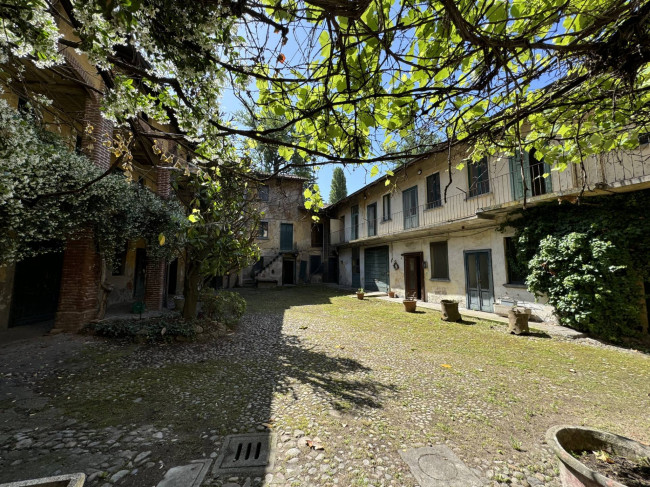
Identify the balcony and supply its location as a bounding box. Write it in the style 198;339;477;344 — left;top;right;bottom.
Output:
330;153;650;246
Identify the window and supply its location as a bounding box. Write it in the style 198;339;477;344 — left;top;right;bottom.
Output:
402;186;419;229
367;203;377;237
351;205;359;240
382;194;391;221
430;241;449;280
639;132;650;145
258;185;269;201
258;221;269;239
426;173;442;209
311;223;323;247
509;151;552;200
468;157;490;197
505;237;526;285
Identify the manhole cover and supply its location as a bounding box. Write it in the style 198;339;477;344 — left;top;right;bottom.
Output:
399;446;482;487
213;433;277;476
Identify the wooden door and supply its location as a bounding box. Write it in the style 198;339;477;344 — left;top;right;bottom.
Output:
404;253;423;300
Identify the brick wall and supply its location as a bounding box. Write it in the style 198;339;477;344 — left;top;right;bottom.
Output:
144;258;165;311
81;96;113;171
54;229;100;331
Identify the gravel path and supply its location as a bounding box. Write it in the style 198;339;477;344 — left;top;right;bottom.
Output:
1;286;648;487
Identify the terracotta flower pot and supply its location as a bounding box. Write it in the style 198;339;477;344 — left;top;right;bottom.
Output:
388;291;395;298
356;293;364;300
403;300;417;312
546;425;650;487
440;299;461;322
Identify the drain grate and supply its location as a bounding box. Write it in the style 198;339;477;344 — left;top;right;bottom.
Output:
213;433;277;476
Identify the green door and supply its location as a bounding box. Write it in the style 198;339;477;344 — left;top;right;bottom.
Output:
464;251;494;312
364;246;389;292
280;223;293;251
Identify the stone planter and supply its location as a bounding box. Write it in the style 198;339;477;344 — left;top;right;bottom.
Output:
356;292;365;300
508;307;530;335
0;473;85;487
173;296;185;311
546;425;650;487
403;300;417;313
440;300;461;322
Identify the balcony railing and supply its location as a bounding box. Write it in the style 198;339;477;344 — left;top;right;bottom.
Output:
330;153;650;245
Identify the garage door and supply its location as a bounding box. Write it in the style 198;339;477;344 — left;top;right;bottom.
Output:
364;246;389;292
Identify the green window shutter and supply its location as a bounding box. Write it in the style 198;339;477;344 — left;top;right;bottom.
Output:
509;155;524;200
543;161;553;193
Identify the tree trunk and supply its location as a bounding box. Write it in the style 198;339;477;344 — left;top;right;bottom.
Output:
96;252;114;320
183;260;201;320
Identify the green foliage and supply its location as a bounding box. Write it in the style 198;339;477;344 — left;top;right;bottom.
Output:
3;0;650;211
239;111;315;182
200;289;247;329
504;191;650;340
329;167;348;204
0;99;185;265
86;316;196;343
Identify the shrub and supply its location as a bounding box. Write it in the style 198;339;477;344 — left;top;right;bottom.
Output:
200;289;247;328
86;316;196;343
503;190;650;341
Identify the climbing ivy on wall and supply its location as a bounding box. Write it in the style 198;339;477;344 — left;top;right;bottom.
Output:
503;191;650;341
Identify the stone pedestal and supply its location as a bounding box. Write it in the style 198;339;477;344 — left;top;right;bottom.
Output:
508;307;530;335
440;300;461;322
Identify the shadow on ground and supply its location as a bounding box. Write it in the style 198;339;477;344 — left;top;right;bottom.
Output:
0;285;395;486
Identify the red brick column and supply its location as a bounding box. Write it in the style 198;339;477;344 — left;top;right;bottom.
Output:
143;166;171;311
54;229;100;331
81;96;113;171
144;258;165;311
53;96;112;332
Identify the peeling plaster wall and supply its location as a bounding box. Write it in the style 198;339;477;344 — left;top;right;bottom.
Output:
337;248;352;288
240;177;326;286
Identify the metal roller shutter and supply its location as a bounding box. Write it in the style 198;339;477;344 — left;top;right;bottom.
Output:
364;246;389;292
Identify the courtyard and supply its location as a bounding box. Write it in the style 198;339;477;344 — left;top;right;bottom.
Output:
0;286;648;487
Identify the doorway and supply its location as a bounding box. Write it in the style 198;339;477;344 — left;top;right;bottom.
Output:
10;252;64;326
282;258;295;285
404;252;424;300
351;247;361;289
133;248;147;299
464;250;494;312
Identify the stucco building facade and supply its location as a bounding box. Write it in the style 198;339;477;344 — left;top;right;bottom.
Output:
330;142;650;323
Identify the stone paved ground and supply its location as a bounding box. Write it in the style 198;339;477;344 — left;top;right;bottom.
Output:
1;286;649;487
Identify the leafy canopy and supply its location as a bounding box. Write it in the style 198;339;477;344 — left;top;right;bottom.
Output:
1;0;649;188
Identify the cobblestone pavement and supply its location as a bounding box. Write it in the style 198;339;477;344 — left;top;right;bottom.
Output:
1;286;648;487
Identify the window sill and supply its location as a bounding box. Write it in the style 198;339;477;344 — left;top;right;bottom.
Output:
381;218;392;223
429;278;450;282
257;237;269;240
503;283;527;289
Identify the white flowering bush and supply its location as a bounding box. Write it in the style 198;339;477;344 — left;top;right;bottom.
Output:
0;99;186;265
